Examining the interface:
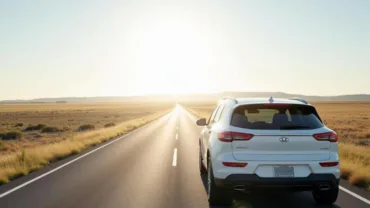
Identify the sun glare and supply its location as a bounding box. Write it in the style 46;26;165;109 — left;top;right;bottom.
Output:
129;20;212;95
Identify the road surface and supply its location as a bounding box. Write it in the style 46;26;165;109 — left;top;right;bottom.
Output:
0;106;369;208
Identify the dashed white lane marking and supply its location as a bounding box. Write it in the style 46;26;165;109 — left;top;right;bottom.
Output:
339;186;370;205
175;133;178;140
172;148;177;167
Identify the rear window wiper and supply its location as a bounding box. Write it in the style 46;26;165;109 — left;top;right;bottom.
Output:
279;125;311;130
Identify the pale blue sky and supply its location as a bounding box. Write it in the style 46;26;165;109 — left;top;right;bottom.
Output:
1;0;369;100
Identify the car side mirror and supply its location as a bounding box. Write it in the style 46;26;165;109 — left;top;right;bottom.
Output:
196;118;207;126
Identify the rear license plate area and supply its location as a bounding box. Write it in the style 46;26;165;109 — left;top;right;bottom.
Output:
273;166;294;177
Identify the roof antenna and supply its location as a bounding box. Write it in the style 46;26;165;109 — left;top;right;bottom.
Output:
269;96;274;103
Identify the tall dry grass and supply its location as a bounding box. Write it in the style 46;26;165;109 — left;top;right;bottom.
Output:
0;110;170;184
184;102;370;190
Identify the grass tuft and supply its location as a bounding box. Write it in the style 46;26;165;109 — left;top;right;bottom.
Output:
104;122;116;128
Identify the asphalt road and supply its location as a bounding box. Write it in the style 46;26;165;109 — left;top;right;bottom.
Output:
0;106;369;208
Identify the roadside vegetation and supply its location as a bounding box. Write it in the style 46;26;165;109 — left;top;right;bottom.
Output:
183;101;370;190
0;103;173;184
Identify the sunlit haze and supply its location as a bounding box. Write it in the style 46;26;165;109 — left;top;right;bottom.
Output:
1;0;369;100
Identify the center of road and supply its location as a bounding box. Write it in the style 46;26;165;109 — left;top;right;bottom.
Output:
172;148;177;167
173;124;179;167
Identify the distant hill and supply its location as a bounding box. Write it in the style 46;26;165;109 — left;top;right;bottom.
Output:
1;92;370;103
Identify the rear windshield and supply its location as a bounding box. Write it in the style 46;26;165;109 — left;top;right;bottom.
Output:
230;104;323;130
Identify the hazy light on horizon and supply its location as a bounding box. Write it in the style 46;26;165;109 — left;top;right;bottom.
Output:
0;0;369;100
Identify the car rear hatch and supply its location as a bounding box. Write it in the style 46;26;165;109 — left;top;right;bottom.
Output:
229;103;331;161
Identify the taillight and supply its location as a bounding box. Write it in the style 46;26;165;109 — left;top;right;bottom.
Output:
222;162;248;167
319;162;339;167
313;132;338;142
218;131;254;142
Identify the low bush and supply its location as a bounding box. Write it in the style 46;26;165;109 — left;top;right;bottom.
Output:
104;122;116;128
0;131;23;140
41;126;64;133
78;124;95;132
14;123;23;127
24;124;46;131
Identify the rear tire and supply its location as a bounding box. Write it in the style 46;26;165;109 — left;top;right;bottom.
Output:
199;148;207;175
207;160;232;206
312;186;339;205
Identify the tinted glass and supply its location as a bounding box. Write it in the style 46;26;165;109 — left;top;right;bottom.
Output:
230;104;323;130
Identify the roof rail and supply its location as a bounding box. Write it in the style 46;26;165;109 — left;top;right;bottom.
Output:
289;97;308;104
222;96;238;104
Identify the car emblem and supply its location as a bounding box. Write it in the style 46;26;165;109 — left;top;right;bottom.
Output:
279;137;289;142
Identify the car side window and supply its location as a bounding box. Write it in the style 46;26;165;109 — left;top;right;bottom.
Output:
208;106;220;125
214;104;225;122
219;105;229;121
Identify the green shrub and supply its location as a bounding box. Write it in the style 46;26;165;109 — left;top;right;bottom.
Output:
78;124;95;132
104;122;116;128
41;126;64;133
24;124;46;131
0;131;23;140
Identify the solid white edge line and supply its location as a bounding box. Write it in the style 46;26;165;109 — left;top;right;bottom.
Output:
172;148;177;167
180;106;370;205
339;186;370;205
0;114;168;199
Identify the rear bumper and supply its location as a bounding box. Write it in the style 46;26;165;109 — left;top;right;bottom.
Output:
214;173;339;191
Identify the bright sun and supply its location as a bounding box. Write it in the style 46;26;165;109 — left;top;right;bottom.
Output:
129;20;212;95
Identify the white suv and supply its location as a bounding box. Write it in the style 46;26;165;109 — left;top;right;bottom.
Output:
197;97;339;206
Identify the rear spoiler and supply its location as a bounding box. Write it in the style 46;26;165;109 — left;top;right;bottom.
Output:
289;98;308;104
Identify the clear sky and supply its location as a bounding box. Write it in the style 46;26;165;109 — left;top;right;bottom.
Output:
1;0;369;100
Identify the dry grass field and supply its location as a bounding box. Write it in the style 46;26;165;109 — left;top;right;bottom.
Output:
0;103;173;183
183;101;370;190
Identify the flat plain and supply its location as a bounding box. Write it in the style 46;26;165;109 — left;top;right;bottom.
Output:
183;101;370;190
0;102;173;183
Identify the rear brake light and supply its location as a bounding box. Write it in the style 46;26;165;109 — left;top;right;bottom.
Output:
222;162;247;167
319;162;339;167
313;132;338;142
263;103;291;107
218;131;254;142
